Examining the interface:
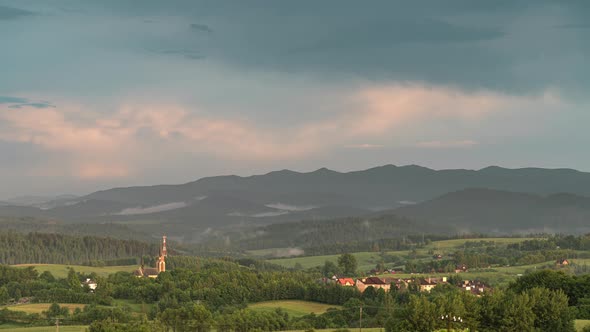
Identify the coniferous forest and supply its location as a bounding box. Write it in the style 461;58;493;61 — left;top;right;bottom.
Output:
0;232;158;265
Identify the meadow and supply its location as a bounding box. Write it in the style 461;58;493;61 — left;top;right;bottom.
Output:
249;300;341;318
264;237;540;269
0;326;87;331
576;320;590;331
268;251;382;271
3;303;86;314
12;264;137;278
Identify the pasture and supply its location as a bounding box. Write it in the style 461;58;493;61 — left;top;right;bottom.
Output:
4;303;86;315
282;329;383;332
265;237;541;271
268;252;381;271
0;326;87;331
576;320;590;331
249;300;341;318
13;264;137;278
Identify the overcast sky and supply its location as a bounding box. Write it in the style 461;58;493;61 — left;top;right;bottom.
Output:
1;0;589;198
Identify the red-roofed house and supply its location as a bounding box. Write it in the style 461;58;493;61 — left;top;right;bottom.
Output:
337;278;355;286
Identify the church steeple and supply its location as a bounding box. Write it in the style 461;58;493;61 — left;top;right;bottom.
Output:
157;235;166;273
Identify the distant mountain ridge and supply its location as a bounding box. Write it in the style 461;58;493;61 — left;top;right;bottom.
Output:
395;188;590;234
84;164;590;207
3;165;590;239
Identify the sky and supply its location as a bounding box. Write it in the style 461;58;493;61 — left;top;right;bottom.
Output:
1;0;589;198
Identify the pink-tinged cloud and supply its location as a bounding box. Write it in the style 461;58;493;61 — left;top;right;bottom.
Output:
0;85;563;180
344;144;385;149
349;84;559;137
416;140;479;149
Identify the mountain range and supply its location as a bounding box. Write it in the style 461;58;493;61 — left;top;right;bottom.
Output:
2;165;590;240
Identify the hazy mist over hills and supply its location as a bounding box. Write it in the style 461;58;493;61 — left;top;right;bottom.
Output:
2;165;590;240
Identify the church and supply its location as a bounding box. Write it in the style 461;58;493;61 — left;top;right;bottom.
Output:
134;235;167;278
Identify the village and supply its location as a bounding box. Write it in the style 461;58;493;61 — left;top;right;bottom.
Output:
326;274;491;295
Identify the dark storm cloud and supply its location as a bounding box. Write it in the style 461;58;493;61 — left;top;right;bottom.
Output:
59;0;585;94
0;96;54;109
190;23;212;34
0;5;33;20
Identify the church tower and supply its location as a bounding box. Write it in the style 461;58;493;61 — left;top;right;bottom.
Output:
157;235;166;273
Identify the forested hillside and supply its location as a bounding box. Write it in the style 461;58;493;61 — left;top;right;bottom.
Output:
396;188;590;233
0;232;159;265
4;165;590;237
195;215;455;255
0;217;154;241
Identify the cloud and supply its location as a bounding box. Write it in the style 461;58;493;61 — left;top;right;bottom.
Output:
189;23;213;33
345;144;384;149
0;96;54;109
416;140;478;149
0;84;564;182
0;5;33;20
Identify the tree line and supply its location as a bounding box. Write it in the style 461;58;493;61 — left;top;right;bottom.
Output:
0;231;159;265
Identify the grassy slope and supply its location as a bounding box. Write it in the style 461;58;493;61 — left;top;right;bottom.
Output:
0;326;87;331
112;299;155;314
13;264;137;278
268;252;381;271
4;303;86;314
282;329;382;332
576;320;590;332
266;237;539;269
249;300;341;318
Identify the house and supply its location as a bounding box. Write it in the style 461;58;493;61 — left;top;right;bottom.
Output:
455;264;468;273
556;259;570;266
337;278;355;286
356;277;391;293
417;278;442;292
81;278;97;292
383;278;408;290
134;235;168;278
460;280;490;296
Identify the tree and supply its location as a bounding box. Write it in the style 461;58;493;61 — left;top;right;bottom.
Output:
322;261;341;277
67;268;81;291
0;287;9;305
527;287;574;331
338;254;357;276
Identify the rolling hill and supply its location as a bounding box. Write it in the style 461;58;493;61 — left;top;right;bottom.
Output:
3;165;590;239
395;188;590;234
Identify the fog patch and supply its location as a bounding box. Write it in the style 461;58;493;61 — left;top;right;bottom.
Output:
116;202;187;215
228;211;289;218
266;203;317;211
271;247;305;258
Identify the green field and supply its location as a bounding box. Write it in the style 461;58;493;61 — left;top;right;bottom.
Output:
112;299;154;314
576;320;590;331
265;237;540;271
282;329;383;332
377;260;559;286
249;300;341;318
268;252;384;271
4;303;87;314
0;326;87;331
13;264;137;278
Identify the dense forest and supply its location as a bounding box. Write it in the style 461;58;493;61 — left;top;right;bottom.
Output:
196;215;454;253
0;217;155;241
0;232;159;265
